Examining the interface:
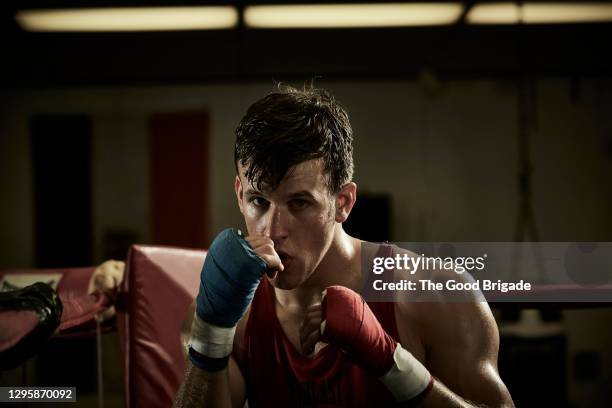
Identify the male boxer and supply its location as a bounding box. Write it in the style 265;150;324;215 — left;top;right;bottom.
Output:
175;87;514;407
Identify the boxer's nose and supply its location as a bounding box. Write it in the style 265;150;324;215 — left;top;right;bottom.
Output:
261;204;289;245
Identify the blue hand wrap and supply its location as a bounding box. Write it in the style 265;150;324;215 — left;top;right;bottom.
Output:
188;348;229;373
196;228;267;328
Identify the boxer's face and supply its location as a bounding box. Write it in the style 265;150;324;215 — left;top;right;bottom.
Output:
235;159;340;289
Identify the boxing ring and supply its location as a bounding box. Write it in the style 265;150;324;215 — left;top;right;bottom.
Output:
0;246;205;407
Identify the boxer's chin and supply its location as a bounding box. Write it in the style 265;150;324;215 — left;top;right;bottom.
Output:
267;268;306;290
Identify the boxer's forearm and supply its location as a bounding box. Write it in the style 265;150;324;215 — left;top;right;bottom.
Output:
177;229;264;407
174;360;232;408
414;380;515;408
377;341;512;407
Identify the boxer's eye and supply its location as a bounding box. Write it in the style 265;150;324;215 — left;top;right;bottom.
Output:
289;199;310;210
250;196;269;208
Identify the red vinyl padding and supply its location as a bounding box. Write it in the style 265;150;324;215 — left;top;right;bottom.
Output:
0;310;39;351
117;245;204;408
59;292;110;331
0;267;110;334
1;266;95;298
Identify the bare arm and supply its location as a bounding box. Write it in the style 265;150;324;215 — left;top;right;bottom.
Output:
174;300;247;408
174;356;245;408
402;301;514;408
173;231;281;407
386;246;514;407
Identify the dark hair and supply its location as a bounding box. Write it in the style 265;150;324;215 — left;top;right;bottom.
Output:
234;85;354;194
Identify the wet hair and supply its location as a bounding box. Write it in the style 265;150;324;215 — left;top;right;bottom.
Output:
234;84;354;194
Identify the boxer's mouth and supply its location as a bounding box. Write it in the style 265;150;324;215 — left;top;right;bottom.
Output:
277;251;292;266
266;269;278;279
265;251;291;280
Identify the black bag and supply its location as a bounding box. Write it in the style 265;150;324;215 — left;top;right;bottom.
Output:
0;282;63;370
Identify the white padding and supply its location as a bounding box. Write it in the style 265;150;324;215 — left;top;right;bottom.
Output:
380;344;432;401
188;312;236;358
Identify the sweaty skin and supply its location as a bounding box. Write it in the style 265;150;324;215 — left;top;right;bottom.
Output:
175;159;514;408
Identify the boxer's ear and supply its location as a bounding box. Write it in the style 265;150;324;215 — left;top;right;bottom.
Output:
335;182;357;223
235;176;245;214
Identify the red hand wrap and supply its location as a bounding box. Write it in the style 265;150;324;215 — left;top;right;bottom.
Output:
321;285;397;377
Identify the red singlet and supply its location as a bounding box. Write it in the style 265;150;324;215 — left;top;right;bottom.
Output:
238;249;401;407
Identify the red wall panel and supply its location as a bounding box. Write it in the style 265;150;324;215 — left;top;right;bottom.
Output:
149;112;209;249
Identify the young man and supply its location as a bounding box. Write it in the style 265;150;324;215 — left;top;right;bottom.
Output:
175;86;514;407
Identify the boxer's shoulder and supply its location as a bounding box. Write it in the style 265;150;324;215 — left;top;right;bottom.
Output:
396;293;497;343
387;245;498;366
394;292;499;397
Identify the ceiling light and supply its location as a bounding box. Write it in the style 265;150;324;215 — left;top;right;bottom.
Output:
467;2;612;24
16;7;238;32
244;3;463;28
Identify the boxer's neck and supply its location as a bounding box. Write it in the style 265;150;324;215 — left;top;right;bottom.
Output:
274;227;362;311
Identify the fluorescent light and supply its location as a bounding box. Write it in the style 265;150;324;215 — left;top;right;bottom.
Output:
467;2;612;24
244;3;463;28
15;7;238;32
467;4;519;24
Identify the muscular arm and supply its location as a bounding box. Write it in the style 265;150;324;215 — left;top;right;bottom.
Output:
174;300;248;408
398;300;514;408
173;229;279;408
174;356;245;408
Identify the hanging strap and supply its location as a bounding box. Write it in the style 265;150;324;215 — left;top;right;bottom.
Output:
96;314;105;408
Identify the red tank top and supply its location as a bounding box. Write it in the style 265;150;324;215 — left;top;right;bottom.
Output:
239;247;401;407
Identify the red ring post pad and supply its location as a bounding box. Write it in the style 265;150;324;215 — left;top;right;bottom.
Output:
118;245;206;408
196;228;267;328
